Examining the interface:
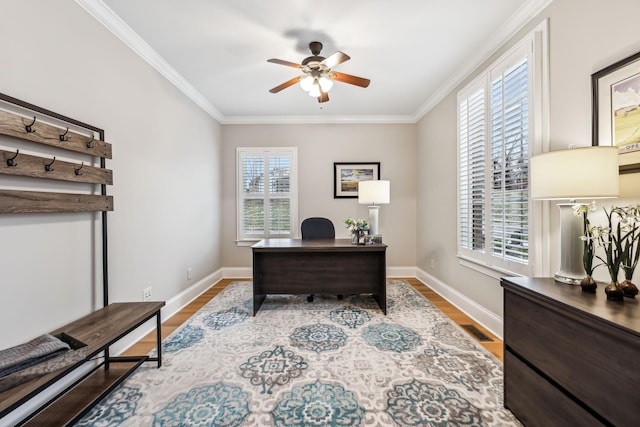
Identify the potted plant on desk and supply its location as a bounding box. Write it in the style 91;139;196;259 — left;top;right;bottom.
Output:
344;218;369;245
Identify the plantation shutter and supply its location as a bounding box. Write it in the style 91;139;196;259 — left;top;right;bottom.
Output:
240;153;265;236
237;148;297;241
268;154;291;235
457;36;536;276
458;86;486;252
489;57;529;264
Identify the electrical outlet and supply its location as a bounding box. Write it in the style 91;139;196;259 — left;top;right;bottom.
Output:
187;268;193;281
143;287;152;301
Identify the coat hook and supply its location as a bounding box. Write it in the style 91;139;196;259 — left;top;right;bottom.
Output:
75;162;84;176
24;117;37;133
6;149;19;167
59;127;69;142
86;134;95;148
45;157;56;172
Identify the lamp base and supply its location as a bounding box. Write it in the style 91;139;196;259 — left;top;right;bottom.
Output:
553;203;585;286
553;273;582;286
368;205;380;235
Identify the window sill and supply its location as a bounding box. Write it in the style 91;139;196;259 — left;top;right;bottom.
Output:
457;255;525;280
236;239;261;247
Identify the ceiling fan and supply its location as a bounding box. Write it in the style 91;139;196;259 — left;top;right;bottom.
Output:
268;41;370;103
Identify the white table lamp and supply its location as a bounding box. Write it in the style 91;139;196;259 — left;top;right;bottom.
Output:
358;180;390;236
531;146;619;284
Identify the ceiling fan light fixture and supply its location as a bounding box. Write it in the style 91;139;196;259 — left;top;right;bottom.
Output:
308;81;322;97
268;41;369;102
318;76;333;92
299;75;314;92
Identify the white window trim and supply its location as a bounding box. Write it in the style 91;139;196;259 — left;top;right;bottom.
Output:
236;147;298;246
456;20;549;278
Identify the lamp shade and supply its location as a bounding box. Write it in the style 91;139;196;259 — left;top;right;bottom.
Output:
530;146;619;200
358;180;390;205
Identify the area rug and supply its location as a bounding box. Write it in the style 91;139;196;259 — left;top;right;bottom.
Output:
77;280;521;426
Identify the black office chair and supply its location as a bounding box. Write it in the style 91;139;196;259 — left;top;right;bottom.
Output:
301;217;336;302
301;217;335;240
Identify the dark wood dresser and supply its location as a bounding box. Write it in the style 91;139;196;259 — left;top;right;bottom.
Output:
501;277;639;427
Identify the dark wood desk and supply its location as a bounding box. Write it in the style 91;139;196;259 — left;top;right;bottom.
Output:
252;238;387;315
501;277;639;426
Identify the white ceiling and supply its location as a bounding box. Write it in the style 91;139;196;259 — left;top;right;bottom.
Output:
78;0;549;124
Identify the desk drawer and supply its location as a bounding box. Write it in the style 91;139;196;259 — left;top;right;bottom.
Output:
504;351;600;427
504;290;638;426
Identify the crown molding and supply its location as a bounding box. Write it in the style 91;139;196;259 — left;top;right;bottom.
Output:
77;0;552;126
220;114;418;125
75;0;224;122
414;0;554;121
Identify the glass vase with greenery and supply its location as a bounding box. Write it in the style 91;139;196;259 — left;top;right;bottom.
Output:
344;218;369;244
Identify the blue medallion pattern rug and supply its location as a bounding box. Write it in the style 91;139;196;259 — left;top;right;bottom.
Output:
77;280;521;426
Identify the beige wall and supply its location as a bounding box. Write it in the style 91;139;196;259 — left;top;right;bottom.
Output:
221;124;417;270
0;0;223;348
417;0;640;317
3;0;640;349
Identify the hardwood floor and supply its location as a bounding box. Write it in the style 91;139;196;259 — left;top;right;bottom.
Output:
403;277;503;360
123;278;503;361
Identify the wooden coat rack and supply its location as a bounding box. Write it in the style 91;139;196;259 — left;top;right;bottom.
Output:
0;105;113;214
0;92;112;305
0;94;163;426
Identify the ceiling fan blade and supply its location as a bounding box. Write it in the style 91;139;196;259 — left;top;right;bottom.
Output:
331;71;370;88
317;91;329;103
321;51;350;69
269;76;301;93
267;58;302;68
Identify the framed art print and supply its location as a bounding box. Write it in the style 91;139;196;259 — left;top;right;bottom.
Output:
592;50;640;173
333;162;380;198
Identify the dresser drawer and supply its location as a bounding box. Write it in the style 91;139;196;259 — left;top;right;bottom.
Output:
504;289;638;426
505;351;601;427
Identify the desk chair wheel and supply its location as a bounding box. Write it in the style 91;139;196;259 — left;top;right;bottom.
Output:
307;295;314;302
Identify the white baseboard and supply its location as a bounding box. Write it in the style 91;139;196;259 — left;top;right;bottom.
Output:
387;266;417;277
223;267;252;279
220;265;503;337
112;265;503;356
110;269;225;355
415;268;504;340
223;266;418;280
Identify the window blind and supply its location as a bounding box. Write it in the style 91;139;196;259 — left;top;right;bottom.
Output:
489;58;529;264
457;36;537;276
459;87;486;252
237;148;297;241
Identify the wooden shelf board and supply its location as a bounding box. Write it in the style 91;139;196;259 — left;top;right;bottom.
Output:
22;361;140;426
0;190;113;214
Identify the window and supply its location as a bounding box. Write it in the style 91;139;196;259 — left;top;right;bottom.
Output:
237;147;298;243
457;25;547;277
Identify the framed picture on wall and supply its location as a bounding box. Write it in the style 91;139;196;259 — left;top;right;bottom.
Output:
333;162;380;198
592;49;640;174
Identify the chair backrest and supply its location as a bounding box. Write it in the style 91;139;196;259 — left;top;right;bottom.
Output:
301;217;335;240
